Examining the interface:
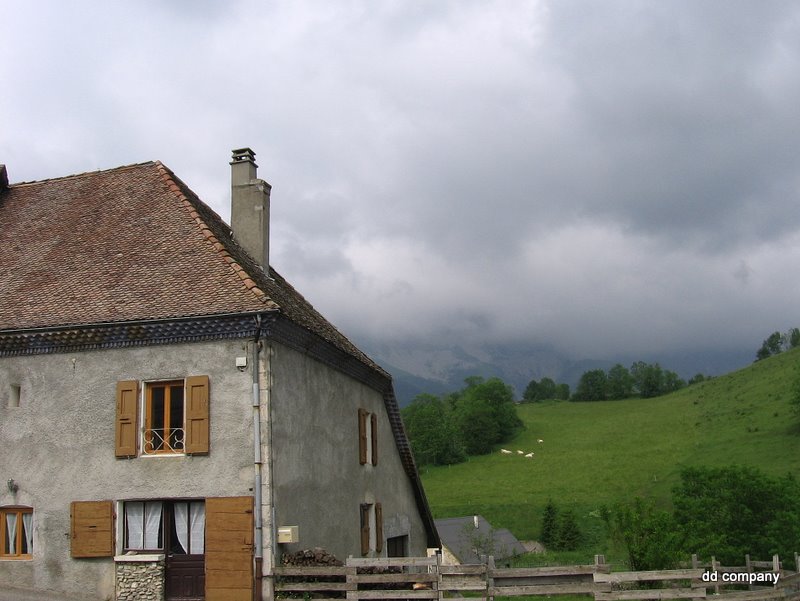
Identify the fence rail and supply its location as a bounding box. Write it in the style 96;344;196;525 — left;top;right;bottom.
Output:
273;553;799;601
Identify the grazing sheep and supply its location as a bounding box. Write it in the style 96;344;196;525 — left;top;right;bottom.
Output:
501;449;512;454
525;452;534;458
517;450;524;454
537;439;544;443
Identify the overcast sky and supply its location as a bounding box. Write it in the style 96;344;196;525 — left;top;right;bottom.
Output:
3;1;800;362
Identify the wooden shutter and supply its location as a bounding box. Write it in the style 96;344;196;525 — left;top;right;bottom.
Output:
206;496;254;601
360;504;370;556
185;375;210;455
375;503;383;554
115;380;139;457
358;408;368;465
370;412;378;466
71;500;114;558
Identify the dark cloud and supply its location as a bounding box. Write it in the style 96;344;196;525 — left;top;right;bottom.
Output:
3;0;800;364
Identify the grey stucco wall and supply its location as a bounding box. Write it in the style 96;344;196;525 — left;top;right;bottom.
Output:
267;342;428;562
0;339;256;600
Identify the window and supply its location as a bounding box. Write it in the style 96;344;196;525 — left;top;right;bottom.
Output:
358;409;378;466
359;502;384;556
145;381;185;454
9;384;21;408
387;535;408;558
115;376;209;458
1;507;33;558
124;501;164;550
123;500;205;555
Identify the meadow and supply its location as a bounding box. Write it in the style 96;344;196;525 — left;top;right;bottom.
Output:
419;348;800;549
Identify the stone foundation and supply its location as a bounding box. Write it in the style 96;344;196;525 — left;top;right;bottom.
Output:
115;554;165;601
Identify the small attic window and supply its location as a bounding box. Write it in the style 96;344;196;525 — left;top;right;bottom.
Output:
9;385;21;408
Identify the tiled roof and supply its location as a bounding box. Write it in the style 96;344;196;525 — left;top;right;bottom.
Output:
0;161;380;373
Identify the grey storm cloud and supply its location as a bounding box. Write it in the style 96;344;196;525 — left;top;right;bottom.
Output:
3;0;800;361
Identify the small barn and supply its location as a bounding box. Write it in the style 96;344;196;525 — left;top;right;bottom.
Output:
435;515;526;565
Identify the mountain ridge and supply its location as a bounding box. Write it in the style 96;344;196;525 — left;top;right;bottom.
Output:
356;338;755;405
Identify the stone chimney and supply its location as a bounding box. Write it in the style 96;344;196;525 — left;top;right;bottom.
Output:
0;165;7;191
230;148;272;272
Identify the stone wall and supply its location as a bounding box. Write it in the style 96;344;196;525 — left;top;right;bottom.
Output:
115;556;164;601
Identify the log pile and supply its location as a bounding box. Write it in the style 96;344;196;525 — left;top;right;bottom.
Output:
281;547;343;567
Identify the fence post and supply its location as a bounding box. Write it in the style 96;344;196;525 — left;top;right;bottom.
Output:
795;552;799;573
692;554;698;569
346;562;357;601
746;554;753;590
432;552;441;601
487;555;495;601
711;556;720;596
773;554;780;574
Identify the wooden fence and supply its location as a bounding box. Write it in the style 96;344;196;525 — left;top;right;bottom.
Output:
272;553;800;601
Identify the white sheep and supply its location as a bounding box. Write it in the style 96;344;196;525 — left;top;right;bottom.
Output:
517;450;524;454
500;449;512;454
537;439;544;443
525;453;534;458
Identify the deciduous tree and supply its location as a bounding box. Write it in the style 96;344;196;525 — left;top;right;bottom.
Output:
401;394;465;466
672;466;800;563
607;364;634;400
573;369;607;401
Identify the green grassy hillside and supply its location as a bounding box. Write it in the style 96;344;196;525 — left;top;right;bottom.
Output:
420;348;800;544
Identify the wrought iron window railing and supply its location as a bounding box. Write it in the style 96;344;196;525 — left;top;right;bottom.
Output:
143;428;186;454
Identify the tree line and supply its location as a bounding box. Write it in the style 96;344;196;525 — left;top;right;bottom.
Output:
523;363;711;404
401;376;523;466
755;327;800;360
571;361;703;401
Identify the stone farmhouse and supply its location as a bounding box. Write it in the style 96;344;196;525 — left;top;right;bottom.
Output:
0;150;439;601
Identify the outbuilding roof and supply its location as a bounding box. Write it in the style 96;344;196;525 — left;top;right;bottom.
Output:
435;515;526;564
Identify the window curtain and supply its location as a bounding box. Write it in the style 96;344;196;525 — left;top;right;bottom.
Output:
22;512;32;553
173;502;189;554
5;513;16;554
125;502;144;549
144;501;163;549
189;501;205;554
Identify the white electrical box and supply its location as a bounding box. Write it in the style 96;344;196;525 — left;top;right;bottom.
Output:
277;525;299;544
235;356;247;368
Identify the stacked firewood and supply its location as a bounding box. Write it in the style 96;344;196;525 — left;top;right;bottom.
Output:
280;547;343;567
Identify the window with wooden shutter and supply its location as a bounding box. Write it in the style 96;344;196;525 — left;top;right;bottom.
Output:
71;501;114;558
115;381;139;457
358;408;368;465
121;375;210;457
359;504;371;556
184;375;210;455
370;412;378;466
375;502;383;554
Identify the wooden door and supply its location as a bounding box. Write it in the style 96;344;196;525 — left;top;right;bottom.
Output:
166;554;205;601
165;501;205;601
205;497;254;601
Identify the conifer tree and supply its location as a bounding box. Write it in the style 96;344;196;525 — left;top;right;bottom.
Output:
540;499;559;548
556;509;581;550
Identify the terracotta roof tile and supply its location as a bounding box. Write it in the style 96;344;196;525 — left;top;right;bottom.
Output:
0;160;381;373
